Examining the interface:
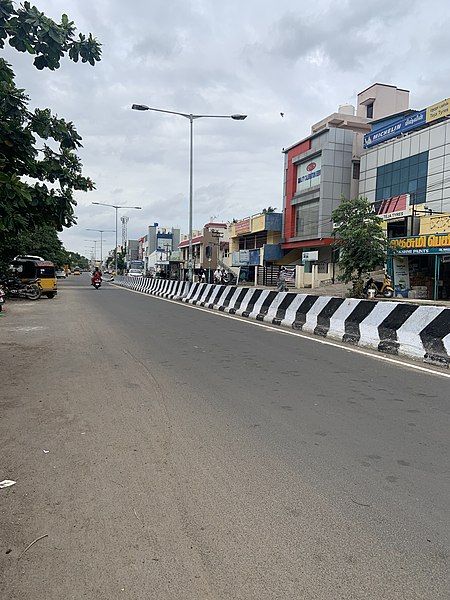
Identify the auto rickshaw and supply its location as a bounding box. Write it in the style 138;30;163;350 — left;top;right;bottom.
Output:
10;257;58;299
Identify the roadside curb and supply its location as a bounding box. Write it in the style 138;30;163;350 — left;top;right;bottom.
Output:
112;278;450;368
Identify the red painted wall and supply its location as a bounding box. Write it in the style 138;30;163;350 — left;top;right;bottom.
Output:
283;139;311;243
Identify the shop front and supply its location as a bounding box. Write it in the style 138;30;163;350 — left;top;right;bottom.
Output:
390;228;450;300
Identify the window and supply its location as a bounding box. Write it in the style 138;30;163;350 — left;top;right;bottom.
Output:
366;102;374;119
352;162;360;179
375;151;428;204
295;200;319;238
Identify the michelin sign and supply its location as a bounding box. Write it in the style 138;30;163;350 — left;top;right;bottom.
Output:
364;96;450;149
364;110;426;148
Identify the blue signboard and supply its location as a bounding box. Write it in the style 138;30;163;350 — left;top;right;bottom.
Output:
364;110;426;148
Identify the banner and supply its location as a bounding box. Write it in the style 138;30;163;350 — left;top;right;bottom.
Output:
364;111;426;148
391;233;450;254
426;98;450;123
297;155;321;192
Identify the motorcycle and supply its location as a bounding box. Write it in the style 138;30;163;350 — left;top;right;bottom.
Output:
0;275;41;301
363;274;394;298
91;277;102;290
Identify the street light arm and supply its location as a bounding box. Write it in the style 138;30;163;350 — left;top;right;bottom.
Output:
132;104;191;118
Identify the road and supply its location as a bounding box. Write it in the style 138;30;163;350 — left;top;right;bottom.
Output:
1;275;448;599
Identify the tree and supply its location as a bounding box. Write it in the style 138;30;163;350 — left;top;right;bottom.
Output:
0;223;89;270
332;196;389;297
0;0;101;264
262;206;276;214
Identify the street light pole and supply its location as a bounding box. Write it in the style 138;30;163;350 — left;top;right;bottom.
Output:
91;203;142;275
131;104;247;281
86;228;114;267
189;115;194;281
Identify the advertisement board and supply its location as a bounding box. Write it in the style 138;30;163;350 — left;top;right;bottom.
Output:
235;218;251;235
419;214;450;235
297;155;321;192
391;233;450;254
302;250;319;261
375;194;411;221
426;98;450;123
393;256;410;297
364;111;426;148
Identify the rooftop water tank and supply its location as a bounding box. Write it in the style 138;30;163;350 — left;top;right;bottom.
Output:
338;104;355;116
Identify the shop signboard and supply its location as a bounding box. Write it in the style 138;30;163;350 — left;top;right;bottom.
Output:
391;233;450;255
419;214;450;235
251;214;266;233
302;250;319;261
297;155;321;192
426;98;450;123
234;218;251;235
364;110;426;148
375;194;411;220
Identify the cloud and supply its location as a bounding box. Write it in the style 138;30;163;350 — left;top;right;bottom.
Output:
2;0;448;256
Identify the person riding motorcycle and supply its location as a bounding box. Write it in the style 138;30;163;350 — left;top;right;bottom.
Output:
91;267;102;285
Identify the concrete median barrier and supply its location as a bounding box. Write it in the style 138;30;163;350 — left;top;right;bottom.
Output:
112;277;450;367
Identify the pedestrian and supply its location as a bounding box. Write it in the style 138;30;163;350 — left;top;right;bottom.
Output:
214;268;221;284
276;267;288;292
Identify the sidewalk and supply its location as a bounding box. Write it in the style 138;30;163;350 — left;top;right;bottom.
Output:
249;281;450;307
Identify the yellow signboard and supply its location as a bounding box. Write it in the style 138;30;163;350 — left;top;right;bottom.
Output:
420;214;450;235
251;214;265;233
426;98;450;123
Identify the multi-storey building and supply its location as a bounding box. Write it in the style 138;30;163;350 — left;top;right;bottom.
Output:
281;84;408;285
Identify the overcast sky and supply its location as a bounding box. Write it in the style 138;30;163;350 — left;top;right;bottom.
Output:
5;0;450;256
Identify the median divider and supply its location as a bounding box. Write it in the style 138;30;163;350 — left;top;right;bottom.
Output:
112;277;450;367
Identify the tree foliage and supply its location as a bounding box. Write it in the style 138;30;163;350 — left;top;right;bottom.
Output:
332;196;389;295
0;0;101;264
0;224;88;269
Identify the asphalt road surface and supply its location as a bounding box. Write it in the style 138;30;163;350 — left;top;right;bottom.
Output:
1;275;449;599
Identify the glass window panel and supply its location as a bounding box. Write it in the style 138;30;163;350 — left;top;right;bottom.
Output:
419;151;429;163
392;170;400;184
408;179;418;193
384;162;393;173
377;174;385;188
382;186;391;199
391;182;401;196
418;162;428;177
400;166;409;180
409;154;419;165
409;164;419;179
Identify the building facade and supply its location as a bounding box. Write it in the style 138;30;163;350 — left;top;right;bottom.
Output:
281;84;409;281
179;222;229;275
359;97;450;299
142;225;180;275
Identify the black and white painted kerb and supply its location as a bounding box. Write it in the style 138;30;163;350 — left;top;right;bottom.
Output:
113;278;450;367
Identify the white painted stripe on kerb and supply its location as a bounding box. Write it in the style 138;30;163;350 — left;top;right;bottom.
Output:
328;299;362;340
397;305;444;359
281;294;307;327
234;289;257;315
358;301;399;349
303;296;332;333
222;287;243;312
247;290;271;319
263;292;290;322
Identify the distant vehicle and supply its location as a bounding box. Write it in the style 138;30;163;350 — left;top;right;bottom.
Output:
128;269;144;277
56;270;66;279
73;267;81;275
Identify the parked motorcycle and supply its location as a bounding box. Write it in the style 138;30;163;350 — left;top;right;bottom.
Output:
363;274;394;298
0;275;41;300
